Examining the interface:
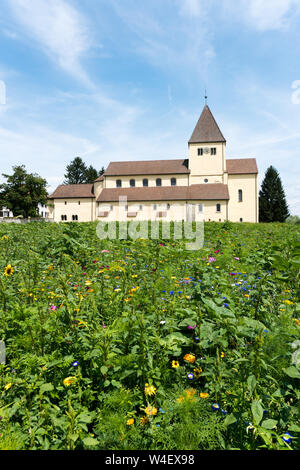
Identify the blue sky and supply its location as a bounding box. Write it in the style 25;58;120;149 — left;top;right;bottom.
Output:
0;0;300;215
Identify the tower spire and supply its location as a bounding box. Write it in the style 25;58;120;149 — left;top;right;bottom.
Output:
204;88;208;105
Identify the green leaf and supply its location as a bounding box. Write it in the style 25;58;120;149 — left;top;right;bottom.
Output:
83;437;99;447
288;424;300;432
40;383;54;393
251;400;264;426
283;366;300;379
247;375;257;396
261;419;277;430
224;413;237;427
100;365;108;376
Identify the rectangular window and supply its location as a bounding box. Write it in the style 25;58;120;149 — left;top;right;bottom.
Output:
72;215;78;221
116;180;122;188
153;204;157;210
198;204;203;213
238;189;243;202
139;205;143;211
198;148;203;156
216;204;221;213
211;148;216;155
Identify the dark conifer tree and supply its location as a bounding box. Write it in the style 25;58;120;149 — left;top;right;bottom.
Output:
259;166;289;222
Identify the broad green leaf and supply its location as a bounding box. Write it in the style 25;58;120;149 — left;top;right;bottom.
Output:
247;375;257;396
40;383;54;393
100;365;108;376
261;419;277;430
224;413;237;427
251;400;264;426
288;424;300;432
283;366;300;379
83;437;99;447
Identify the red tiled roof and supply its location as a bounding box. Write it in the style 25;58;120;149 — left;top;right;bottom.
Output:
97;184;229;202
103;159;190;176
226;158;258;174
95;175;104;182
48;184;94;199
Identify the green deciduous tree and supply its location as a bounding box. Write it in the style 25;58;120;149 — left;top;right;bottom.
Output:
0;165;48;218
259;166;290;223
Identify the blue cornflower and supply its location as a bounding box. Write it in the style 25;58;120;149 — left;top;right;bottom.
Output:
282;433;293;444
187;373;195;380
194;337;200;343
211;403;220;411
72;361;79;367
224;303;229;308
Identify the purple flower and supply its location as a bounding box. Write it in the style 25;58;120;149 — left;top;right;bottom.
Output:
208;257;216;263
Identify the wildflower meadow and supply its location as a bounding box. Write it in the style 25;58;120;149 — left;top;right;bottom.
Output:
0;221;299;450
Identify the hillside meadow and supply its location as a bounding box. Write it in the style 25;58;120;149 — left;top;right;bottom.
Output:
0;220;299;450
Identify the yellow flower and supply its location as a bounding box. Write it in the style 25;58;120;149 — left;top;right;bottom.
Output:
220;352;226;359
200;392;209;399
63;376;77;387
145;405;157;416
184;354;196;364
294;319;300;327
140;416;149;426
1;235;8;240
172;360;180;369
4;265;14;277
126;418;134;426
144;383;157;396
193;367;203;378
4;383;12;391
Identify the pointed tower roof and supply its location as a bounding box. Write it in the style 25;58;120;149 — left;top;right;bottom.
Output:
189;105;226;144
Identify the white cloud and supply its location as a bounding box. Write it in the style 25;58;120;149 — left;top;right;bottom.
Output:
222;0;299;31
7;0;94;85
0;124;100;192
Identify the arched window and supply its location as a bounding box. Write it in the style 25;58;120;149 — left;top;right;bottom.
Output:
130;179;135;187
171;178;176;186
238;189;243;202
216;204;221;213
116;180;122;188
156;178;162;187
143;179;148;187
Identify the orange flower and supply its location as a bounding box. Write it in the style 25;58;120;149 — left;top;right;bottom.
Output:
145;405;157;416
184;354;196;364
200;392;209;399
